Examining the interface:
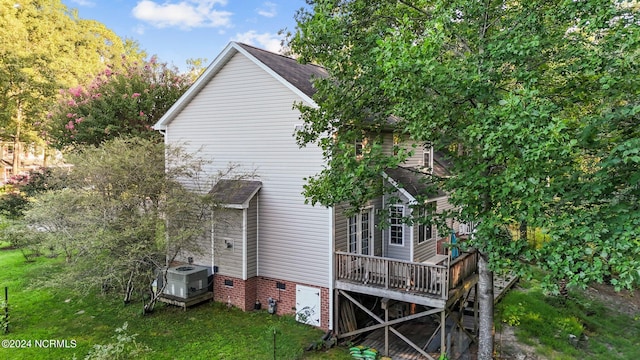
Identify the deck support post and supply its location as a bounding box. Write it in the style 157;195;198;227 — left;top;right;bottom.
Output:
381;298;390;357
440;309;446;357
474;282;479;334
334;289;340;337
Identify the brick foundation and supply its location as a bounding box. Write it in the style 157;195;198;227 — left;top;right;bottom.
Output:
212;274;330;330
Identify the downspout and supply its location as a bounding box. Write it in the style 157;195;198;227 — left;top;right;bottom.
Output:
211;211;215;274
243;208;248;280
256;196;259;275
328;206;335;331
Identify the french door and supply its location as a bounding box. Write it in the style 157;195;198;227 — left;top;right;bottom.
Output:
348;208;373;255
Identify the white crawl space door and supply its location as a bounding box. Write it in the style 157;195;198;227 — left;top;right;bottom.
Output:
295;285;321;327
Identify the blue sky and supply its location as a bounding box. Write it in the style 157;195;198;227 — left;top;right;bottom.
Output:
61;0;307;71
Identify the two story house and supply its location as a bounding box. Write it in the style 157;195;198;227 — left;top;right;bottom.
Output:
154;42;478;359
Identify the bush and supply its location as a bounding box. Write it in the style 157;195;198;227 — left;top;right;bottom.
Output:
0;168;60;219
83;322;150;360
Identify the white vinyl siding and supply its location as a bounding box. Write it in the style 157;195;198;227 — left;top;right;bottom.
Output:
213;209;244;279
165;53;331;287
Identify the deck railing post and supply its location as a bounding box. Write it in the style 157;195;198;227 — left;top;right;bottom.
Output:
385;260;389;289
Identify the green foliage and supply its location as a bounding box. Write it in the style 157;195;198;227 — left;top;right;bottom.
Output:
496;272;640;359
83;322;151;360
22;137;239;310
0;248;348;360
291;0;640;290
0;0;143;168
0;168;61;219
46;57;191;149
0;297;8;334
0;220;45;262
501;302;525;327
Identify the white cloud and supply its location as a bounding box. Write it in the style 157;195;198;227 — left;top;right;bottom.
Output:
133;24;146;35
69;0;96;6
132;0;232;29
257;1;277;18
232;30;283;53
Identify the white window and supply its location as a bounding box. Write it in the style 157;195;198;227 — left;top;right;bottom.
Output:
389;205;404;245
423;146;433;171
355;137;368;159
417;202;436;243
348;208;373;255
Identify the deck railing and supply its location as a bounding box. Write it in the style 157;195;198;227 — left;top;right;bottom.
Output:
335;251;479;300
335;252;449;299
448;251;478;290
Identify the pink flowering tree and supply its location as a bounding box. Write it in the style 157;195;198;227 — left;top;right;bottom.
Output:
46;56;192;149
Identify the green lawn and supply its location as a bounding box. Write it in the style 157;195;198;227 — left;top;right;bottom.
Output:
0;247;350;360
495;270;640;360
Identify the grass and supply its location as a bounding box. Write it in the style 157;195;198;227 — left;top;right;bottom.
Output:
495;270;640;360
0;246;351;360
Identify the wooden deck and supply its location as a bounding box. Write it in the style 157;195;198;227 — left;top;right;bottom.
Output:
335;251;479;308
352;272;519;360
359;321;442;360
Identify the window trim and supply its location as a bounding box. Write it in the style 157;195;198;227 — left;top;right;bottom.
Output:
423;146;433;171
389;204;404;246
417;202;436;244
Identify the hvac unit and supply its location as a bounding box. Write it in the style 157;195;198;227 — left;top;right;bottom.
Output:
162;265;209;299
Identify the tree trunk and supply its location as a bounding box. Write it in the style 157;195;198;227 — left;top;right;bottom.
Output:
477;251;494;360
123;271;135;304
12;102;22;176
143;270;167;314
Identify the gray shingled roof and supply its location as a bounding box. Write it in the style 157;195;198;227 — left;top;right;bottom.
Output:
385;167;446;200
209;180;262;207
432;151;452;178
237;43;328;99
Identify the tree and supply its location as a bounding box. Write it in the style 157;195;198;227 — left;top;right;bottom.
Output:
0;0;142;172
0;167;61;219
46;56;192;149
291;1;639;358
24;137;245;312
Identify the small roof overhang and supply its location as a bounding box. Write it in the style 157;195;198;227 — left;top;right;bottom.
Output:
209;179;262;209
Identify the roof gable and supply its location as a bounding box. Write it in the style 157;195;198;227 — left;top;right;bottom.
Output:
153;42;327;130
236;43;328;100
384;167;446;202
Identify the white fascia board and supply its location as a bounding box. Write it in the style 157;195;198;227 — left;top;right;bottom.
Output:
240;186;262;209
381;171;417;205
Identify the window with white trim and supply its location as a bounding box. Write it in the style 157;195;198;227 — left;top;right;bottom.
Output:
389;205;404;245
417;202;436;243
423;146;433;171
